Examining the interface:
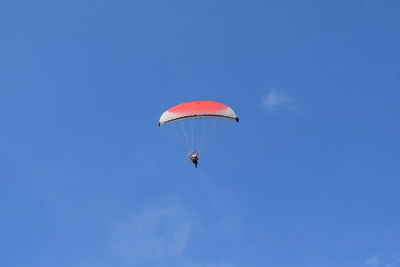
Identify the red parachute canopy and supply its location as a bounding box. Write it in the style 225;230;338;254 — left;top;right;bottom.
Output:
159;101;239;126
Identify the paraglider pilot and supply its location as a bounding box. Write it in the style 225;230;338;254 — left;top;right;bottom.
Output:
188;151;200;168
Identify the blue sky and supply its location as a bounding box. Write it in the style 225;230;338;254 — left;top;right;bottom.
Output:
1;0;400;266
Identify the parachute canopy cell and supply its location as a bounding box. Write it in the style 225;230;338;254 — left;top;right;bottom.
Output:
159;101;239;126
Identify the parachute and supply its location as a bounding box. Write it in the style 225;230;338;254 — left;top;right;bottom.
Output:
158;101;239;126
158;101;239;167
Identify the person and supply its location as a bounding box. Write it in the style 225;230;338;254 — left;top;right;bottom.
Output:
188;151;200;168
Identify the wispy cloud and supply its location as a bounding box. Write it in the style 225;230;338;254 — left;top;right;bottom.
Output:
366;256;380;266
108;198;196;265
365;253;400;267
364;0;379;4
66;194;240;267
261;88;295;113
106;197;238;267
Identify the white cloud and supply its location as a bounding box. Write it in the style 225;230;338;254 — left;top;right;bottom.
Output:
261;88;295;113
183;262;236;267
67;195;240;267
366;256;380;266
108;198;196;265
105;197;240;267
364;252;400;267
